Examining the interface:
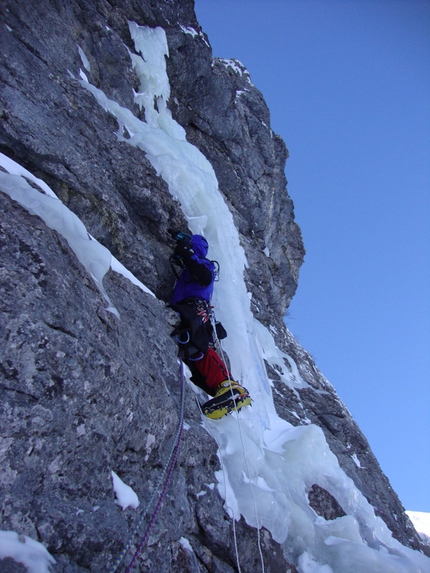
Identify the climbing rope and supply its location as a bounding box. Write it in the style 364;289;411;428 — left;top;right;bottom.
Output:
209;316;266;573
236;412;266;573
109;361;186;573
198;399;243;573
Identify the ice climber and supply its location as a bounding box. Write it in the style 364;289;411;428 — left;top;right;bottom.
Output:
169;232;251;419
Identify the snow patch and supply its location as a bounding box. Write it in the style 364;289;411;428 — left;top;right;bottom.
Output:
111;470;140;510
218;58;253;84
180;25;198;38
180;25;210;47
407;511;430;543
179;536;193;552
0;530;55;573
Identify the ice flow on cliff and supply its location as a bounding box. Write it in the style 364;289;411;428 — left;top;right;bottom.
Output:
1;21;429;573
79;22;430;573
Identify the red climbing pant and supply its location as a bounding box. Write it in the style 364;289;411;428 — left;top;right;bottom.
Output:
192;347;231;393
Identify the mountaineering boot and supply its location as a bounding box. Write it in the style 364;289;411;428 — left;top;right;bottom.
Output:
214;380;248;399
202;380;252;420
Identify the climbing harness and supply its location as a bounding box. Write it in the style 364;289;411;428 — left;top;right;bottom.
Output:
109;361;186;573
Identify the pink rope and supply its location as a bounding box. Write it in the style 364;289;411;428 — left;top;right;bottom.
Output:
124;363;185;572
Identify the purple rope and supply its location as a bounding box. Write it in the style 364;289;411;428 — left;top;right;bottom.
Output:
125;363;185;572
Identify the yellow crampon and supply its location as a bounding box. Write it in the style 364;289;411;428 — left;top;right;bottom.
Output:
202;380;252;419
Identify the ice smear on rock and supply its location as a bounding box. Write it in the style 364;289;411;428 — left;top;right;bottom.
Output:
0;157;116;314
0;153;155;315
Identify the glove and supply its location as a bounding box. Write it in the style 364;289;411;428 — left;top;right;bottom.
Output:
174;240;194;260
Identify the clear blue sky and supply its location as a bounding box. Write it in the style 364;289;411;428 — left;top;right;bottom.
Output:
194;0;430;512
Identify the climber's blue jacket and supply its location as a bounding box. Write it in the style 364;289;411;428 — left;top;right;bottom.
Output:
170;235;215;304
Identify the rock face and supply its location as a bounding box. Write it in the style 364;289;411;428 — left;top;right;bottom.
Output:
0;1;427;572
